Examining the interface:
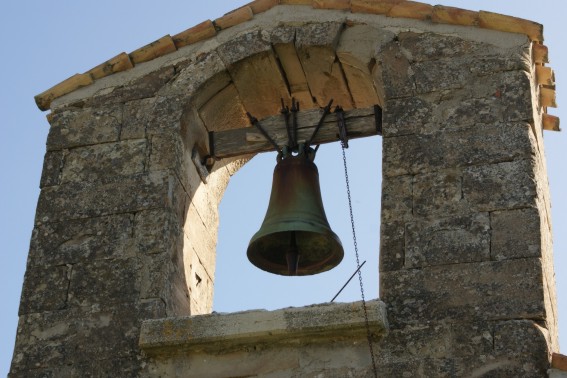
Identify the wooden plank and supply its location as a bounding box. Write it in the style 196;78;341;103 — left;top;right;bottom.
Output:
273;43;315;109
542;114;560;132
229;51;291;119
212;106;378;158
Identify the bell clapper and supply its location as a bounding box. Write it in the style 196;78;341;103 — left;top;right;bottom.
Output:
285;231;300;276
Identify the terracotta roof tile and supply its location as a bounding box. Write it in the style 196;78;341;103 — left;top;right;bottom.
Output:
173;20;217;49
86;52;133;80
129;35;177;65
388;1;433;20
478;10;543;42
214;6;254;30
431;5;478;26
247;0;280;14
35;0;554;115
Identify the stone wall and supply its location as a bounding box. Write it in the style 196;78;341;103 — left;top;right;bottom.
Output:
11;5;558;377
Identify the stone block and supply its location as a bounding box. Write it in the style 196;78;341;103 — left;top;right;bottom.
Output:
398;32;486;62
68;258;139;307
491;207;541;260
382;96;433;137
28;214;134;267
122;97;156;140
381;174;413;223
90;66;175;107
412;59;469;94
36;171;173;223
463;159;537;212
168;51;226;97
405;213;490;268
133;209;180;255
11;303;148;375
295;22;343;48
494;320;550;361
412;169;468;217
19;265;70;315
379;222;405;272
147;132;185;174
383;123;535;177
381;258;546;328
39;150;66;188
377;41;415;99
216;29;272;66
61;139;147;183
47;105;122;150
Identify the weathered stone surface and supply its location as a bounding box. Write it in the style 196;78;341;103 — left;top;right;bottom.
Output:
167;51;226;97
381;258;546;328
121;97;156;140
11;302;155;375
140;300;387;353
412;169;467;217
381;174;413;223
382;95;433;136
133;209;180;255
491;207;542;260
90;66;175;107
216;29;272;65
68;258;139;307
295;22;343;48
47;105;122;150
35;171;172;223
405;213;490;268
19;265;70;315
379;222;405;272
39;150;66;188
398;32;488;62
383;123;535;177
412;58;469;94
463;159;537;211
377;40;415;99
198;83;249;131
61;139;147;182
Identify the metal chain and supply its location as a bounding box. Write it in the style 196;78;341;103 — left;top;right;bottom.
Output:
340;143;378;378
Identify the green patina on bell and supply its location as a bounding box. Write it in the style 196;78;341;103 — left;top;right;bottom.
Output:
247;147;344;276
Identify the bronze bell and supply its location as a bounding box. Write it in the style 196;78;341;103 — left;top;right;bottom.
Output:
247;148;344;276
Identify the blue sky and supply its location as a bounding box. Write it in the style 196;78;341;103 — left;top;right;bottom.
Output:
1;1;565;375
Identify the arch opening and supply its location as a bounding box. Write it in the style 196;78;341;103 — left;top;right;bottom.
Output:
213;136;382;312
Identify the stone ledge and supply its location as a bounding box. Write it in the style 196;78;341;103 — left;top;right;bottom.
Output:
139;300;388;355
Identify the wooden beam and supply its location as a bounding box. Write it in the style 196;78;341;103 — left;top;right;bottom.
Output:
211;106;379;159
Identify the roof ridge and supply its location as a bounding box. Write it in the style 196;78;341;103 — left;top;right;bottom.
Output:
34;0;546;111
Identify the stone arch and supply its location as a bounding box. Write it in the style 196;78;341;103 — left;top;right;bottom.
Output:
13;4;560;376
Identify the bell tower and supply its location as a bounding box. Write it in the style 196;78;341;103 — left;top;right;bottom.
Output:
10;1;562;376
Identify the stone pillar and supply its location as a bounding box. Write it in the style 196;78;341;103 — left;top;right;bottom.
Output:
10;62;235;376
377;32;556;376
